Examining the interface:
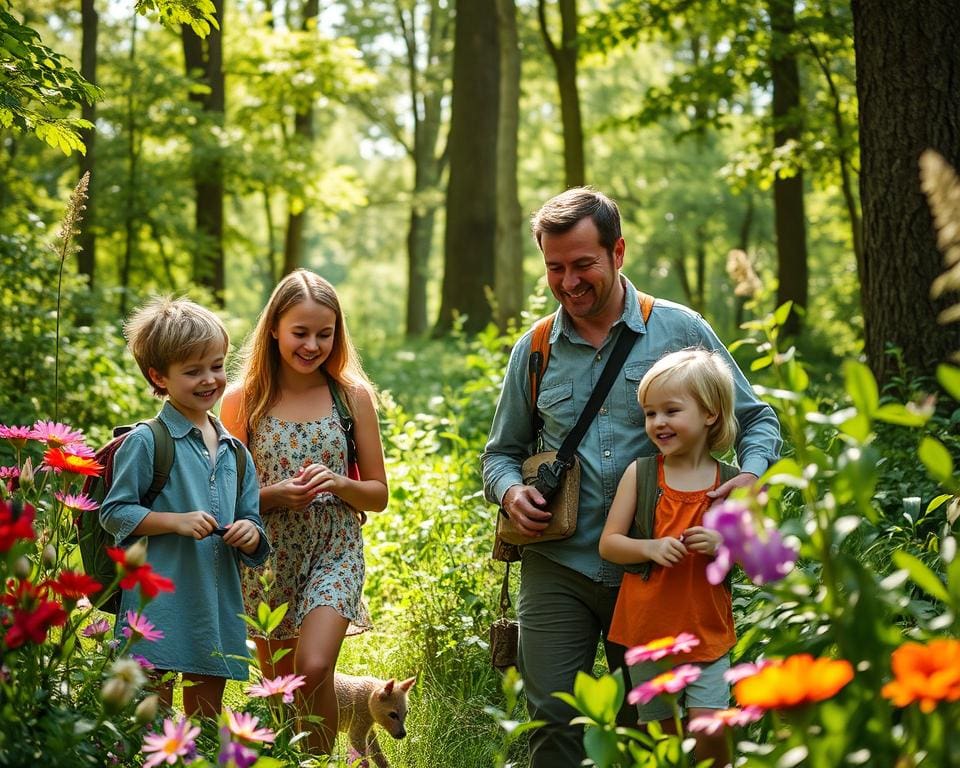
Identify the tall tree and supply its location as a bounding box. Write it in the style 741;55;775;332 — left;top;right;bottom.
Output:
494;0;523;329
78;0;98;288
852;0;960;381
435;0;499;334
538;0;585;187
769;0;808;336
181;0;225;302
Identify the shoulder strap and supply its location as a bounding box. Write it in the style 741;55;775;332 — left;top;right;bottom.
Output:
630;456;660;581
142;419;174;509
328;377;357;467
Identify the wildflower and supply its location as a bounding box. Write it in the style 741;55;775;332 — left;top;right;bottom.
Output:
62;442;96;459
625;632;700;664
102;658;147;710
29;420;85;449
41;447;103;477
734;654;853;711
223;709;276;743
628;664;702;706
688;706;764;735
246;673;307;704
131;654;156;671
0;466;20;480
724;659;774;684
141;716;201;767
46;570;103;601
107;548;175;599
54;491;99;512
18;458;34;491
218;737;258;768
135;694;160;724
2;577;68;649
881;639;960;713
0;425;33;449
0;499;36;552
123;610;165;643
82;618;112;640
703;499;797;585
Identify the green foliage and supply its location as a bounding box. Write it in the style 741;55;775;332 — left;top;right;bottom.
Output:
135;0;219;37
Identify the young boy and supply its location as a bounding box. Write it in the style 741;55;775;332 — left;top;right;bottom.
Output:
100;296;269;717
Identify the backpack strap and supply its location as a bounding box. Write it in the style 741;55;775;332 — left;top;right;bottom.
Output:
142;419;174;509
328;377;357;469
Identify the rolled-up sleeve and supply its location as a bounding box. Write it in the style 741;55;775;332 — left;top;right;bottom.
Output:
99;428;154;546
234;442;270;567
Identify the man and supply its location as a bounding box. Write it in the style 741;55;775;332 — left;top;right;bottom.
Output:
481;187;782;766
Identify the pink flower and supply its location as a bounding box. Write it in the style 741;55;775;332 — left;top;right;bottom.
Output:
123;610;165;643
29;421;85;450
141;716;200;767
0;425;33;449
246;673;307;704
61;443;96;459
703;499;797;585
82;618;111;640
628;664;702;706
625;632;700;664
131;654;156;671
687;706;764;735
224;709;276;743
0;466;20;480
54;492;99;512
724;660;774;684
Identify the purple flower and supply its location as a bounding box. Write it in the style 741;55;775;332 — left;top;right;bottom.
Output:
218;728;258;768
703;500;797;585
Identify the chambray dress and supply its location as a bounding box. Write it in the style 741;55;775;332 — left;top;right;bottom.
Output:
100;402;269;679
242;412;371;639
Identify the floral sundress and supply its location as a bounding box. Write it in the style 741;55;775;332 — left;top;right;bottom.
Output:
242;412;372;638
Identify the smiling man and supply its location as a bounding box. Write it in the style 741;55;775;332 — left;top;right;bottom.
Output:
481;186;782;767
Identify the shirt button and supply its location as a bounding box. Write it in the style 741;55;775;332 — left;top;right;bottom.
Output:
600;407;608;415
604;450;611;458
210;474;215;482
595;353;602;362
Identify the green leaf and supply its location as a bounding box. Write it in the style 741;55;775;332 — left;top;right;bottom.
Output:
927;494;953;514
873;403;929;427
919;437;956;485
843;360;878;416
750;355;772;372
938;363;960;400
839;412;871;443
893;551;950;603
773;301;793;327
583;727;622;768
569;671;623;724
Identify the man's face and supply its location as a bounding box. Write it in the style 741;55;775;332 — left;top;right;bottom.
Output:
542;217;624;322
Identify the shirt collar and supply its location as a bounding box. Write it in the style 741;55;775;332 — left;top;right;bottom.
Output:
158;400;230;442
549;275;648;344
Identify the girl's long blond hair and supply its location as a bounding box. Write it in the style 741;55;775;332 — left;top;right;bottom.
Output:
233;269;372;439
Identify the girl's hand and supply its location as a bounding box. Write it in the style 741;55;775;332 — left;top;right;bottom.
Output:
174;511;219;539
221;519;261;555
646;537;687;567
682;525;722;556
268;467;325;511
300;462;344;497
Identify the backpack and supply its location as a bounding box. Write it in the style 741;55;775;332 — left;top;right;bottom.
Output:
78;418;246;614
328;378;358;480
624;456;739;582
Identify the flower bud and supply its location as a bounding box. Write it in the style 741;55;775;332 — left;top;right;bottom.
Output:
13;557;31;579
19;458;34;491
101;678;131;712
125;538;148;568
42;543;57;567
134;694;160;724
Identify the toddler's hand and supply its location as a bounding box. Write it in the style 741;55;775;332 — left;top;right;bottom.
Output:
646;537;687;567
221;519;261;555
175;511;218;539
682;526;721;556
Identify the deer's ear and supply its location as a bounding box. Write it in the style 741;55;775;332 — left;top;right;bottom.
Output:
380;679;396;698
399;677;416;692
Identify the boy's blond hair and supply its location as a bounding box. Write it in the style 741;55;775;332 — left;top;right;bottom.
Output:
638;348;738;453
124;296;229;397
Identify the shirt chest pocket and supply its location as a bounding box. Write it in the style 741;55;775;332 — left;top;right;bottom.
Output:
536;380;575;439
624;361;656;426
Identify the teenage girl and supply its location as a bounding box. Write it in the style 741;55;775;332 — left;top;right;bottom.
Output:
599;348;740;767
221;269;388;754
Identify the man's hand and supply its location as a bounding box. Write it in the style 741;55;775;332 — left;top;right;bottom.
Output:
500;483;553;538
706;471;758;502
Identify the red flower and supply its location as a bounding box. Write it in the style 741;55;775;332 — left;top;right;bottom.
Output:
46;570;103;601
0;500;35;553
42;448;103;477
4;600;68;649
106;548;175;599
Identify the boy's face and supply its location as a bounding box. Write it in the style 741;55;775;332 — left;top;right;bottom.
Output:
149;345;227;423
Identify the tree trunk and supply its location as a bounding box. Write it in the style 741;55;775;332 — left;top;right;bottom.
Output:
852;0;960;382
494;0;523;329
282;0;318;276
769;0;808;337
538;0;585;187
182;0;226;303
119;12;139;316
78;0;97;290
434;0;499;335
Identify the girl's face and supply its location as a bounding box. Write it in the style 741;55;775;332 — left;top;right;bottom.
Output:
642;378;717;460
272;298;338;377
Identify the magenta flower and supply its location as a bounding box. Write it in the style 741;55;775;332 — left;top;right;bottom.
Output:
62;442;96;459
724;659;774;684
688;706;764;735
628;664;702;706
0;425;33;448
703;500;797;585
123;610;165;643
131;654;156;671
0;466;20;480
82;618;112;640
29;420;85;449
54;492;99;512
246;673;307;704
625;632;700;664
223;709;276;743
141;716;200;767
218;737;258;768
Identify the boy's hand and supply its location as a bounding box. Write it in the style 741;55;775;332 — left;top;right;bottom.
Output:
682;526;722;556
645;537;687;567
221;519;261;554
174;511;219;539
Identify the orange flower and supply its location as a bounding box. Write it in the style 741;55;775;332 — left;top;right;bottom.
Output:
734;654;853;711
881;639;960;713
42;448;103;477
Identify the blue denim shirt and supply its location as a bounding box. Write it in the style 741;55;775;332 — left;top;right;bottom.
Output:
481;278;782;587
100;401;269;679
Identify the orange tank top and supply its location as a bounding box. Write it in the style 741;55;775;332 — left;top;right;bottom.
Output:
608;457;736;662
